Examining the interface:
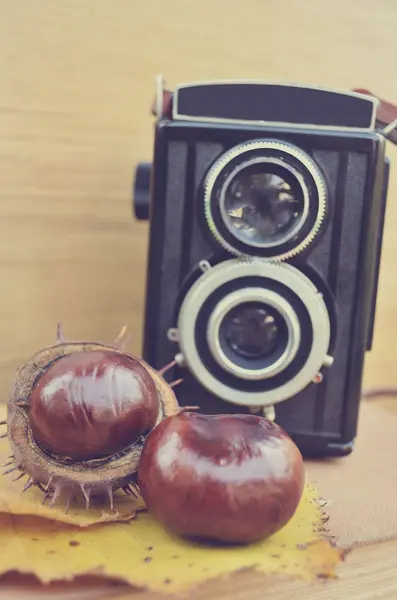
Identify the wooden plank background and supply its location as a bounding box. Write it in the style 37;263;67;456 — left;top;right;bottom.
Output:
0;0;396;405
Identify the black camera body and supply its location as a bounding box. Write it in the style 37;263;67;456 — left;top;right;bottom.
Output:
134;79;390;458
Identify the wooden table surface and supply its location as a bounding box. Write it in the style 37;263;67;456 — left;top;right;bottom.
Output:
1;0;397;598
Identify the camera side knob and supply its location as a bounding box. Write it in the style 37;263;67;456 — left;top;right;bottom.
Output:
133;162;152;220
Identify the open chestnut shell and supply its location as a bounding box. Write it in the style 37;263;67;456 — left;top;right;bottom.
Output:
4;326;179;510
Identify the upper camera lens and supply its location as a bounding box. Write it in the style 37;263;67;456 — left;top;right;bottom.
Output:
221;303;282;359
220;159;306;249
203;140;327;260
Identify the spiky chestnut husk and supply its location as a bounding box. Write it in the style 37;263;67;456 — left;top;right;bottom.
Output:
2;326;179;511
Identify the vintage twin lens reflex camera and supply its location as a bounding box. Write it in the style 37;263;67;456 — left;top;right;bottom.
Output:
133;77;391;458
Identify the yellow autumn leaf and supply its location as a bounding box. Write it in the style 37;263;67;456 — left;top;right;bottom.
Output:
0;484;344;594
0;404;344;593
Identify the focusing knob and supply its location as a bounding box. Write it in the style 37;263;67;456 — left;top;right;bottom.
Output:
133;162;152;220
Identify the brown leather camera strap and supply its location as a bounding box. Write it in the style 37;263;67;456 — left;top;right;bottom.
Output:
352;88;397;144
150;89;173;119
151;87;397;144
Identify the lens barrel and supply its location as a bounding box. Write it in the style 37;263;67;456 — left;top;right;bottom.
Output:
175;259;332;407
204;140;327;260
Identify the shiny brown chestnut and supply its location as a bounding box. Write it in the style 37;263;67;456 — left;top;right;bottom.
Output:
138;411;305;544
29;349;160;461
3;325;179;511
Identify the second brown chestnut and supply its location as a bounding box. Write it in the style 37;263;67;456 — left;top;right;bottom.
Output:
138;411;305;545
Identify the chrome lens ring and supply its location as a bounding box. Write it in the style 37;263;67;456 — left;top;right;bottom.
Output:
206;287;301;380
204;140;327;261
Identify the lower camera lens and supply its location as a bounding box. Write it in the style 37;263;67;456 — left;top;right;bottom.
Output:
175;258;332;407
221;303;283;360
207;288;300;381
